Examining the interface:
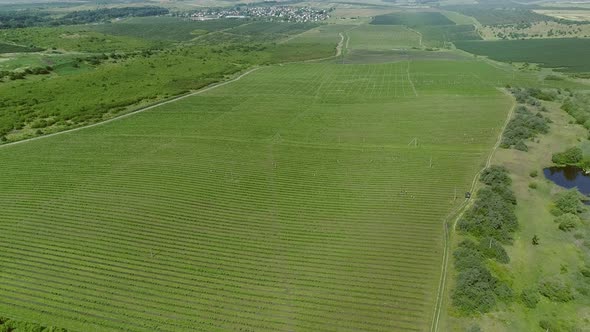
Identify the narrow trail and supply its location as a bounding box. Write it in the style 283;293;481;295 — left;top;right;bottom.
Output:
430;92;516;332
406;27;423;47
0;67;261;149
406;61;418;97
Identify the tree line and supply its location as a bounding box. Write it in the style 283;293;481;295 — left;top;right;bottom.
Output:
0;6;169;29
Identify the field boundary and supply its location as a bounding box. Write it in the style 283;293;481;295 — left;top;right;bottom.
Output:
430;91;516;332
0;67;262;149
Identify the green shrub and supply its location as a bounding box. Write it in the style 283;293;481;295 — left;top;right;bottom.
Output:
526;87;556;101
520;288;540;308
479;237;510;263
528;182;537;189
514;140;528;151
552;146;583;165
529;170;538;177
480;165;512;186
555;213;579;231
554;189;584;215
457;186;518;242
538;318;575;332
452;265;498;313
538;276;574;302
454;240;485;270
501;105;549;150
494;282;514;301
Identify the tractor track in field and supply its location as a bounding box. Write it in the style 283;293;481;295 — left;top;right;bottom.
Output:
430;91;516;332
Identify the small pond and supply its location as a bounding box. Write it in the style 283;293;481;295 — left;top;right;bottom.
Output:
544;165;590;196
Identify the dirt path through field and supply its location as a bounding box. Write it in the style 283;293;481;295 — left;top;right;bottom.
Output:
430;91;516;332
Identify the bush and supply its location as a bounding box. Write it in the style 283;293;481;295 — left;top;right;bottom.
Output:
0;317;67;332
554;189;584;215
457;186;518;242
552;146;583;165
479;237;510;263
453;166;515;314
480;165;511;186
526;87;556;101
555;213;579;231
454;240;485;270
539;319;575;332
494;282;514;301
529;170;538;177
452;265;498;313
520;288;540;308
501;105;550;150
514;140;528;151
528;182;537;189
538;276;574;302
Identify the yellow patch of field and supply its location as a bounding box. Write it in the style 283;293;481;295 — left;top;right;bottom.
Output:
534;9;590;22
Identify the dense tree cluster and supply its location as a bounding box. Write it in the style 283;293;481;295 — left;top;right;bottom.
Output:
0;7;169;29
453;166;516;314
501;105;550;151
561;93;590;131
0;316;67;332
551;189;585;232
59;7;169;25
458;166;518;242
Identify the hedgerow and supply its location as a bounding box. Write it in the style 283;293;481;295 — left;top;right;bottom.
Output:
453;166;516;314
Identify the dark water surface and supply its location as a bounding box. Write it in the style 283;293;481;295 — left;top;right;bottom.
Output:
544;165;590;196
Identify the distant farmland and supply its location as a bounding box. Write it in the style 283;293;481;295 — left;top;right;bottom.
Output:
0;58;512;331
455;38;590;72
371;12;455;27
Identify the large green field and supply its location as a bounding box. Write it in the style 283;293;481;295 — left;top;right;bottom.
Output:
371;12;455;27
0;47;514;331
455;38;590;72
347;25;422;50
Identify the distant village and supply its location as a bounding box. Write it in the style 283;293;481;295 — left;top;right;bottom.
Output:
187;6;331;23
